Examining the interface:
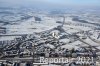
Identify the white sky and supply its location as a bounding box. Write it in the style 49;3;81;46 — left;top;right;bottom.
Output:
0;0;100;8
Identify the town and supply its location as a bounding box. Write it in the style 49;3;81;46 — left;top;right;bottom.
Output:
0;7;100;66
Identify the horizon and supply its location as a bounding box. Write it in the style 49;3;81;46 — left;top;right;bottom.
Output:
0;0;100;10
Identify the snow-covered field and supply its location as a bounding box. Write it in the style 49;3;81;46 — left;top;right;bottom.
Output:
0;8;100;48
0;8;100;66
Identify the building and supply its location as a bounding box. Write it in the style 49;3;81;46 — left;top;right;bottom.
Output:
0;27;6;34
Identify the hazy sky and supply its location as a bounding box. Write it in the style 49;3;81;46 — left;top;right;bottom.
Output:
0;0;100;9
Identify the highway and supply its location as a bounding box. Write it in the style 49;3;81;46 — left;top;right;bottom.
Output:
0;34;27;36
